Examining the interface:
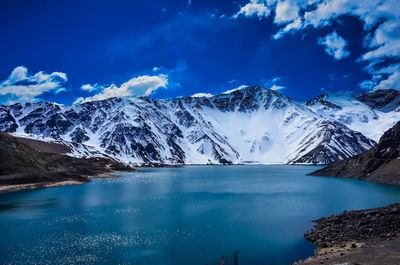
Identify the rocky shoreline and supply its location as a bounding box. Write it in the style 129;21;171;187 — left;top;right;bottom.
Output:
0;171;125;193
0;180;85;193
294;203;400;265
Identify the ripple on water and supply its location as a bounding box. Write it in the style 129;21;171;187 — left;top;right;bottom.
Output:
2;166;400;265
2;228;196;264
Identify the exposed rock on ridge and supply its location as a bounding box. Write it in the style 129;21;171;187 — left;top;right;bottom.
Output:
1;85;397;165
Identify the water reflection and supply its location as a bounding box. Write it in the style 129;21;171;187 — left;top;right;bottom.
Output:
0;202;21;212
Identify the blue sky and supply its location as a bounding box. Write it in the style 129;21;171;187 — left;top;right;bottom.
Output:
0;0;399;105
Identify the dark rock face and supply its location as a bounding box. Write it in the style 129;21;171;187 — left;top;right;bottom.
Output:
70;127;89;143
309;121;400;185
0;106;18;132
0;132;133;188
305;204;400;248
290;121;376;164
305;94;343;110
307;89;400;113
356;89;400;112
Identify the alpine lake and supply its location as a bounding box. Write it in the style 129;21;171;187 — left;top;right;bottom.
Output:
1;165;400;265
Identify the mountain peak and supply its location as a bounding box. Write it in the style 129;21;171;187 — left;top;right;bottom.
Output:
356;89;400;112
222;85;286;96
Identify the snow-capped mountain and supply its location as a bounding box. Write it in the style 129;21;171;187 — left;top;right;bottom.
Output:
1;85;397;165
306;89;400;141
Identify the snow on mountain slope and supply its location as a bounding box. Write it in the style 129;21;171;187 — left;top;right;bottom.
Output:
306;90;400;141
169;86;375;164
0;85;383;165
169;88;309;163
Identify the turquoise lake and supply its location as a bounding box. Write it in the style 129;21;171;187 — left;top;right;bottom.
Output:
1;165;400;265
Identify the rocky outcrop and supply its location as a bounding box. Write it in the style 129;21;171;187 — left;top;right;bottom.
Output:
305;204;400;247
294;204;400;265
309;121;400;185
0;132;133;192
356;89;400;112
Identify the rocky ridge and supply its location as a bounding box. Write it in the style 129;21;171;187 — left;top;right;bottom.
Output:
2;85;396;165
309;121;400;185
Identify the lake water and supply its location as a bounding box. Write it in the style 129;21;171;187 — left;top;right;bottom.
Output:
1;165;400;265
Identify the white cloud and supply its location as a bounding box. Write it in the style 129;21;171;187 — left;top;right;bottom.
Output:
0;66;67;104
222;85;248;94
55;87;67;94
270;84;285;90
274;0;299;24
236;0;400;90
152;66;161;72
370;63;400;90
73;97;85;104
375;71;400;90
318;31;350;60
234;0;271;19
362;19;400;61
270;77;281;83
273;18;302;39
74;74;168;104
81;83;103;92
262;76;285;89
359;80;376;90
192;93;214;98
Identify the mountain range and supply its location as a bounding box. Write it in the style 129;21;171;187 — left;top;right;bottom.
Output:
0;86;399;165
